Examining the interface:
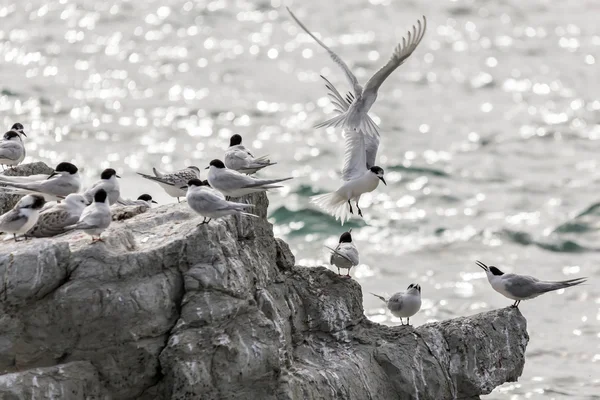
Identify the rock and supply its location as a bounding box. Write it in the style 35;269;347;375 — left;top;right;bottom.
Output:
0;188;529;399
0;162;54;214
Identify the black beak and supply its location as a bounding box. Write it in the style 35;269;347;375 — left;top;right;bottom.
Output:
204;166;209;170
379;177;387;186
116;175;121;178
475;260;488;271
47;171;58;180
151;200;158;204
20;132;26;137
180;185;188;189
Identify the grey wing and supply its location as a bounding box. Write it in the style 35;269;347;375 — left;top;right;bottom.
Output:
387;293;404;313
190;190;231;211
320;75;354;113
170;169;198;183
504;274;542;298
217;170;256;189
0;209;26;231
0;141;23;161
287;7;363;96
78;209;110;229
365;133;380;169
343;245;359;266
137;172;176;186
363;16;427;97
341;130;367;181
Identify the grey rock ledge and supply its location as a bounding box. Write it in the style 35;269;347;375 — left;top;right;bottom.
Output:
0;163;529;399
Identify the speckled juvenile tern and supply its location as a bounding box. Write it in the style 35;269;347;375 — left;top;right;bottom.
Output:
137;166;201;202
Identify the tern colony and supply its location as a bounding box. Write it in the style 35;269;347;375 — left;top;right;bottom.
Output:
0;8;588;326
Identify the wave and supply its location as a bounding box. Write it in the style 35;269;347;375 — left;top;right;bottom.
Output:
269;206;365;235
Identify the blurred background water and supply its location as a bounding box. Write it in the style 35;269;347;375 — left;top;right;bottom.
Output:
1;0;599;397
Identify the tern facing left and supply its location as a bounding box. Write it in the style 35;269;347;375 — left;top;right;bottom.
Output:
0;194;45;241
184;179;257;224
371;284;422;326
206;159;292;199
287;7;427;138
65;189;112;242
476;261;587;307
325;229;359;277
224;134;276;174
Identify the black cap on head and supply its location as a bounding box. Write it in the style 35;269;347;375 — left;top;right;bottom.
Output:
370;166;386;185
408;284;421;293
138;194;152;201
11;123;24;131
209;159;225;169
202;180;211;187
229;134;242;146
54;162;78;174
188;178;204;187
3;130;20;140
489;266;504;276
339;231;352;243
94;189;108;203
31;195;46;210
100;168;118;179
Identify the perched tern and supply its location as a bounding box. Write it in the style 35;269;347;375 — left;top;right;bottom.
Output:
116;194;158;208
325;229;359;277
65;189;111;242
184;179;257;224
476;260;587;307
82;168;121;205
137;166;201;202
27;194;87;238
0;194;45;241
0;162;81;201
287;7;427;138
371;284;422;326
0;126;27;170
206;159;292;199
224;134;276;174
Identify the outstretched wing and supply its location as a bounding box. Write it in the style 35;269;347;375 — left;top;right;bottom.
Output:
363;16;427;98
320;75;354;113
364;133;380;169
287;7;363;96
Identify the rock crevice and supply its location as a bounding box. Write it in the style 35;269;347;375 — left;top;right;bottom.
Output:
0;163;528;399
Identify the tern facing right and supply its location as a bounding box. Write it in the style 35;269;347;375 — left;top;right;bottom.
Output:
137;166;201;202
224;134;276;174
371;284;422;326
65;189;112;242
325;229;359;277
27;193;88;238
184;179;257;224
287;7;427;138
206;159;292;199
0;194;46;241
476;261;587;307
0;126;27;169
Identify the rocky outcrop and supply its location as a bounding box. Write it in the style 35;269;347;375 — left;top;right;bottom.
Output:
0;164;529;399
0;162;54;214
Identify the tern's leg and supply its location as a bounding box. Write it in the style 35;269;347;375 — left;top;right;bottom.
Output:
399;318;404;326
407;318;410;326
226;196;231;201
13;234;19;242
177;197;181;203
347;200;353;214
346;269;351;278
356;201;363;217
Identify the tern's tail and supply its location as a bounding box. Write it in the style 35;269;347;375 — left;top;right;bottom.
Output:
310;191;351;225
136;172;174;187
370;292;387;303
244;177;293;188
539;277;587;293
314;109;380;138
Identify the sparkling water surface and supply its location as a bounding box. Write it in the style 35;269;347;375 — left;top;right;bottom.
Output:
1;0;599;398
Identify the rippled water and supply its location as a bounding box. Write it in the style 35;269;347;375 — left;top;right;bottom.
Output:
2;0;600;397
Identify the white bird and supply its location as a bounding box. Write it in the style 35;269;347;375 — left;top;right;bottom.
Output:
26;193;88;238
371;284;422;326
224;134;276;174
287;7;427;138
0;125;27;170
116;193;158;208
184;179;257;224
206;159;292;199
137;166;201;202
0;162;81;201
82;168;121;206
476;261;587;307
0;194;45;241
324;229;359;277
65;189;111;242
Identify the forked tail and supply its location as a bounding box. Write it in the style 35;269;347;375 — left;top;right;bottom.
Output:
310;191;351;225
